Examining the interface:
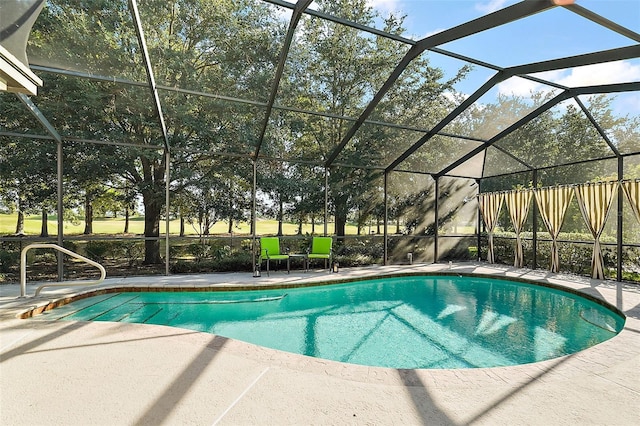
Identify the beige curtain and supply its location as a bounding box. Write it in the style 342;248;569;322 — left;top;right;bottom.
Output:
622;179;640;224
505;189;532;268
574;182;618;280
534;186;574;273
478;192;504;264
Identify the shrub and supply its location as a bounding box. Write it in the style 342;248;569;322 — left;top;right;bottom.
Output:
86;240;112;261
115;241;143;266
0;249;19;272
335;253;377;267
187;243;212;264
468;246;478;259
240;238;254;251
169;244;189;259
209;242;231;261
170;259;216;273
31;249;56;264
488;233;640;282
622;247;640;272
170;251;253;273
335;237;384;260
62;240;78;253
170;260;195;274
213;252;252;272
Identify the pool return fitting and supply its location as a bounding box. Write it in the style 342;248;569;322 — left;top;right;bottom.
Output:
20;243;106;297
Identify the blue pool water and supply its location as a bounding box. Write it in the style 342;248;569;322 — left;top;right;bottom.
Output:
33;275;625;369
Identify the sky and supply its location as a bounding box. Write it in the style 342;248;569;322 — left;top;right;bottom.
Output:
359;0;640;117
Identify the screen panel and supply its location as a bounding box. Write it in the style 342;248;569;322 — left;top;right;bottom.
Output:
160;89;264;155
30;73;164;146
28;0;147;82
442;77;561;141
439;5;635;68
494;98;616;169
402;134;483;175
140;0;287;104
332;123;425;170
0;92;49;137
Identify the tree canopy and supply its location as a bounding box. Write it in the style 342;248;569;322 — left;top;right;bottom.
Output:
1;0;637;265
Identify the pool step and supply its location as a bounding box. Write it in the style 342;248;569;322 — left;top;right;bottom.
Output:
35;293;122;321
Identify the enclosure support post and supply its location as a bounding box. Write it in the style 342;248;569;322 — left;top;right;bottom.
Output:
324;168;329;236
532;169;538;269
57;138;64;280
434;176;439;263
617;157;623;282
383;171;388;266
252;160;257;272
476;178;481;261
165;149;170;276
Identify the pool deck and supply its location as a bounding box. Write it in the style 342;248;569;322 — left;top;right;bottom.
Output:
1;262;639;425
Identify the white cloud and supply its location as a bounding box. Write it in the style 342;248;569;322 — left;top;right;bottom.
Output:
539;61;640;87
475;0;510;14
367;0;403;15
496;76;552;97
496;61;640;97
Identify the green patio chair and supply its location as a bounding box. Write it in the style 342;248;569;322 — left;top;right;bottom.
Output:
306;236;333;271
259;237;289;276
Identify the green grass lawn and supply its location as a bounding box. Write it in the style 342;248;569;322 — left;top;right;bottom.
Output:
0;213;359;236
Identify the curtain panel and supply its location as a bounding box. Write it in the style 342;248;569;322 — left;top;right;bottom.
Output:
505;189;533;268
478;192;504;264
622;179;640;224
534;186;574;273
574;181;618;280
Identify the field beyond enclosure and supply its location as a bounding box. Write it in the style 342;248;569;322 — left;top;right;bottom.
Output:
0;213;368;284
0;213;360;236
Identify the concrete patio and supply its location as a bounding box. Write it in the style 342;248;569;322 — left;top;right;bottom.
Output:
1;262;639;425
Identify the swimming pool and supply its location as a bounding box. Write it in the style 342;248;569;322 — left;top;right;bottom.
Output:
31;275;625;369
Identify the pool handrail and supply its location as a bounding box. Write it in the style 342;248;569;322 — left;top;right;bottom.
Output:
20;243;106;297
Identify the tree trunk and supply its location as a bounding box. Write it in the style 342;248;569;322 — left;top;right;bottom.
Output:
335;215;346;236
124;206;130;233
335;199;349;237
277;199;284;236
180;215;185;237
203;214;210;235
297;194;304;235
15;206;25;235
142;193;162;264
396;217;401;234
334;196;348;236
83;194;93;234
40;208;49;237
228;183;234;234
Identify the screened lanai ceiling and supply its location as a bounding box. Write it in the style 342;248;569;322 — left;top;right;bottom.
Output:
1;0;639;180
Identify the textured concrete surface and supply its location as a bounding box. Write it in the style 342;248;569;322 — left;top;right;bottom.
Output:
1;262;639;425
